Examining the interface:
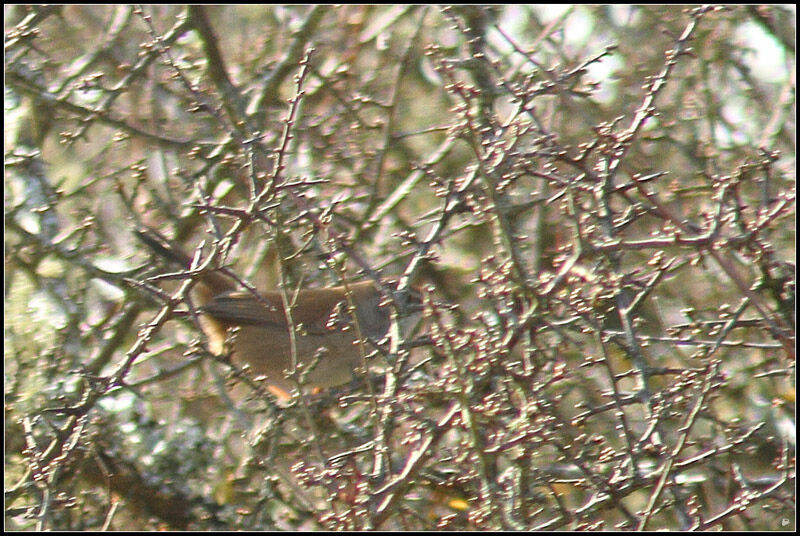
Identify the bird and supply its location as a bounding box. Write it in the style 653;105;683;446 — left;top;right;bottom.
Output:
136;228;415;400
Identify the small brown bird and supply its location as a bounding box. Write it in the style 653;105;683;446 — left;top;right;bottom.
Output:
137;228;412;399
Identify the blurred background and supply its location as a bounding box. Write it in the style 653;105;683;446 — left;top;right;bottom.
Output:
5;5;795;530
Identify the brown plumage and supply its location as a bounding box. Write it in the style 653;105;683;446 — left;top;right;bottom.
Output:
137;229;397;399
